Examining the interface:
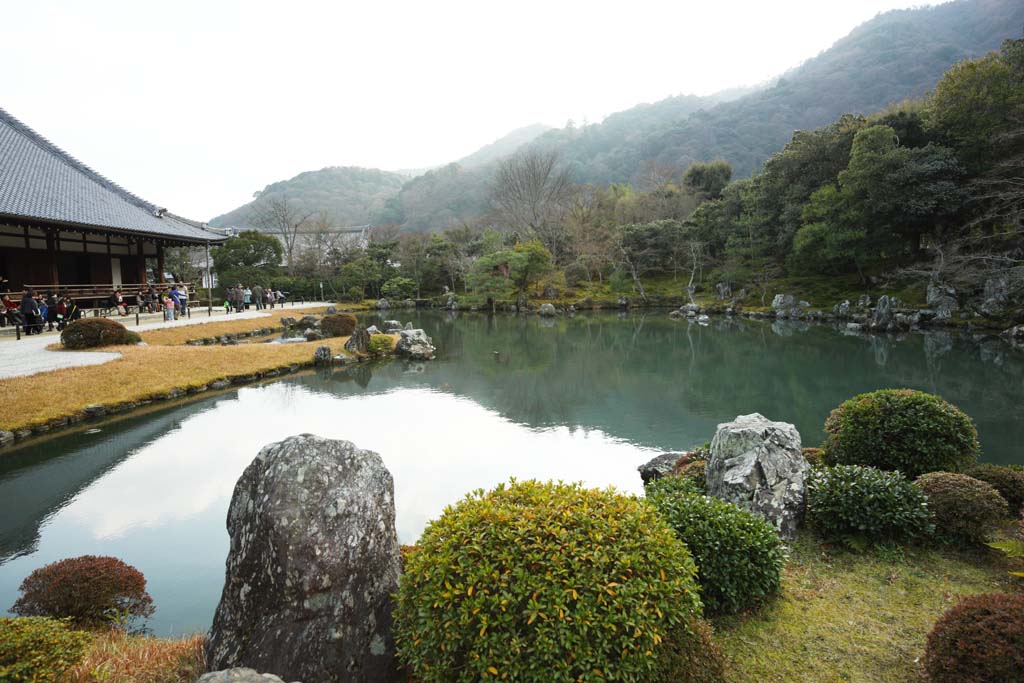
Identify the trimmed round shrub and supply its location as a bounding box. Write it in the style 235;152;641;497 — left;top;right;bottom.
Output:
0;617;91;683
367;334;393;356
924;593;1024;683
915;473;1008;544
394;479;704;683
964;464;1024;513
806;465;933;543
654;618;727;683
673;460;707;492
319;313;357;337
646;476;784;615
11;556;155;629
60;318;141;349
822;389;980;477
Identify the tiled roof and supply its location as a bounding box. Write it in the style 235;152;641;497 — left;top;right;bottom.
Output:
0;107;226;243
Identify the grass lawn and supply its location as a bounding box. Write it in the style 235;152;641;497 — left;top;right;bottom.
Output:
715;533;1019;683
138;305;329;345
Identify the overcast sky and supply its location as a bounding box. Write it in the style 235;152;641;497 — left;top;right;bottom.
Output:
2;0;943;221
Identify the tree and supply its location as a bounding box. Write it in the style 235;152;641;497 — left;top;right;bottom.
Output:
338;256;380;300
613;220;687;302
251;196;313;272
466;240;553;307
683;160;732;200
163;246;203;284
211;230;283;287
490;149;573;261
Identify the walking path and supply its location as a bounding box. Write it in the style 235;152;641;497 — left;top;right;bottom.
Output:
0;302;330;380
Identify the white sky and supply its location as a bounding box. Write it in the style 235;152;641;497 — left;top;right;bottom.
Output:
1;0;943;221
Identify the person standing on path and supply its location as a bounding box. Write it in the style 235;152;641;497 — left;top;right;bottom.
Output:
252;284;264;310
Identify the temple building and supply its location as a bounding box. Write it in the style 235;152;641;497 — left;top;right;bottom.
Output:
0;107;226;300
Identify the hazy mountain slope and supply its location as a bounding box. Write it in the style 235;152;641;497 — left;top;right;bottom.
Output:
384;0;1023;230
456;123;554;168
209;166;406;229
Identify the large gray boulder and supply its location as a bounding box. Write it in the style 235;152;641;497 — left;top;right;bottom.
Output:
382;320;402;333
706;414;809;538
870;294;893;330
771;293;795;310
539;303;557;317
312;346;333;366
980;277;1009;316
205;435;402;683
198;669;299;683
395;329;436;360
344;327;370;354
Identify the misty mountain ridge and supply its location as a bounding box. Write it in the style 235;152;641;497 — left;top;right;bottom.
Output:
210;0;1024;233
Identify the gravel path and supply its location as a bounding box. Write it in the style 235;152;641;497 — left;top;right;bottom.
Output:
0;302;329;380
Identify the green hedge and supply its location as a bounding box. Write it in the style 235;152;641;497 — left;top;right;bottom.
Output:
646;476;784;615
0;617;90;683
394;479;704;683
823;389;979;477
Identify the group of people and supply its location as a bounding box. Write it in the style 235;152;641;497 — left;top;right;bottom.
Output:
1;288;82;334
224;284;284;314
118;285;190;321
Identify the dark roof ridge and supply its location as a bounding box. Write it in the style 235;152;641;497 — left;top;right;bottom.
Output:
0;106;162;216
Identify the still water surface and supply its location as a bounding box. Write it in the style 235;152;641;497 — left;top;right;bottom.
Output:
1;312;1021;634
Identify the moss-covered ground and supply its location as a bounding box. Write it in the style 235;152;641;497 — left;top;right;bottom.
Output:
714;532;1019;683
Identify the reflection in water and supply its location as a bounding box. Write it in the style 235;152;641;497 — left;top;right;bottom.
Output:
0;312;1022;635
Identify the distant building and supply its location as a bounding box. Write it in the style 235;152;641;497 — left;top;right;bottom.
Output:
0;107;226;298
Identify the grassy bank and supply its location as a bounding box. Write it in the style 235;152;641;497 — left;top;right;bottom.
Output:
715;533;1017;682
139;305;330;345
61;632;204;683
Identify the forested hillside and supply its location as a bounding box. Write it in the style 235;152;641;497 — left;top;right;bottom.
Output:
209;166;405;230
381;0;1024;231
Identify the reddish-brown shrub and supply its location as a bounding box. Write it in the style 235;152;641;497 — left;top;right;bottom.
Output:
320;313;357;337
11;556;154;629
654;618;727;683
802;447;826;467
924;593;1024;683
964;464;1024;513
915;472;1008;544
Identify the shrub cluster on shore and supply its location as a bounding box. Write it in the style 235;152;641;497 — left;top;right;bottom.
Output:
3;388;1022;683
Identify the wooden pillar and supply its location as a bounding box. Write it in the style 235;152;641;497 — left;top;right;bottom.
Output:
156;242;165;284
45;229;59;290
136;240;147;285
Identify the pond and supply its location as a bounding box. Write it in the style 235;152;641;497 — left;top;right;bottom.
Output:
1;311;1022;635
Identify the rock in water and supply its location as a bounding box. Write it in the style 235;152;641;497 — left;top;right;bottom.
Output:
205;435;402;683
706;413;809;538
539;303;557;317
870;294;893;330
312;346;332;366
771;294;795;310
382;320;402;333
395;329;436;360
638;452;683;485
375;298;390;310
344;327;370;354
926;280;959;320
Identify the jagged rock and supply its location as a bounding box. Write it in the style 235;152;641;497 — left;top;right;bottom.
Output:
725;307;735;316
445;295;458;311
292;316;318;331
682;303;700;317
832;300;851;318
403;322;413;331
198;668;299;683
980;277;1009;316
857;294;871;307
697;314;711;324
539;303;557;317
0;430;14;446
771;294;795;310
325;306;337;315
669;310;683;319
313;346;333;366
333;354;356;365
706;413;809;538
344;327;370;354
927;281;959;320
617;296;630;309
303;329;324;342
365;325;380;335
375;298;390;310
382;320;402;333
279;317;297;328
870;295;894;330
394;329;436;361
715;282;731;300
846;322;864;332
205;435;402;683
638;452;683;485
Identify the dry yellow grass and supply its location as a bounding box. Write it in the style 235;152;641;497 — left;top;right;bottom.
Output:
0;338;356;432
139;305;331;345
61;631;205;683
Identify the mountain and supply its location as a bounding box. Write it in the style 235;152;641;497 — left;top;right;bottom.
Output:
209;166;406;229
383;0;1024;230
454;123;554;168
